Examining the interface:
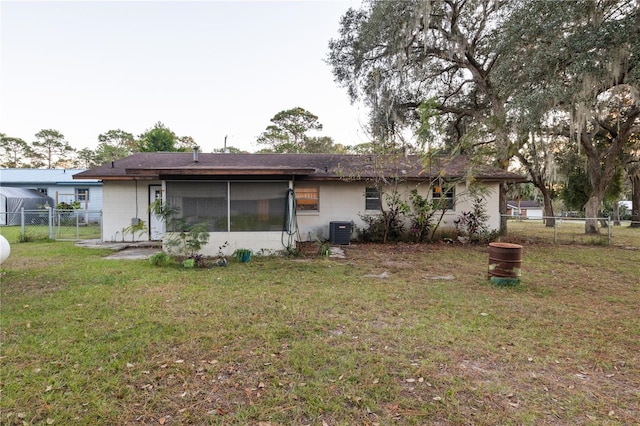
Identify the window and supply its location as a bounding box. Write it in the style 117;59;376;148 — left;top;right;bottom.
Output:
166;182;228;231
75;188;89;202
365;187;381;210
295;187;319;212
432;185;455;210
166;181;288;232
230;182;288;231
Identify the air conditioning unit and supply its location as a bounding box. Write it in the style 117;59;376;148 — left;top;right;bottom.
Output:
329;221;352;245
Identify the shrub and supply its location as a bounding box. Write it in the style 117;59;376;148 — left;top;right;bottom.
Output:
150;201;210;257
185;253;209;268
149;252;170;267
407;189;436;242
454;196;492;243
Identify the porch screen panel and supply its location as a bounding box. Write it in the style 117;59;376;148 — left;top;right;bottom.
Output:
166;182;228;231
229;182;288;231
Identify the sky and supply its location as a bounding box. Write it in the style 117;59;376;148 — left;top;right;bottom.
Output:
0;0;370;153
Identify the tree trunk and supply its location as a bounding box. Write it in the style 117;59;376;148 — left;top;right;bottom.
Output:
631;173;640;228
613;201;621;226
499;183;508;234
584;195;602;234
540;186;555;227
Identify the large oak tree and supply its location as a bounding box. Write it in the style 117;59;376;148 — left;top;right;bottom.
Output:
494;0;639;233
329;0;517;231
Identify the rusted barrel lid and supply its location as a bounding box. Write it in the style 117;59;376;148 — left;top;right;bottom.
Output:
488;242;523;249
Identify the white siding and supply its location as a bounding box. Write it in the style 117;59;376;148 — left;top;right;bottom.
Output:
49;185;102;212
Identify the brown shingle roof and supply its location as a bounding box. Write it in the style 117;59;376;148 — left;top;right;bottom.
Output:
73;152;525;182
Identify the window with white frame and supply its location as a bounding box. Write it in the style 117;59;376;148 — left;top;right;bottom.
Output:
75;188;89;202
295;187;319;212
365;186;381;210
432;185;455;210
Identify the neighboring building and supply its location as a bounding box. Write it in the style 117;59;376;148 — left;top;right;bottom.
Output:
620;200;632;211
0;169;102;212
507;200;543;219
74;152;525;255
0;187;55;225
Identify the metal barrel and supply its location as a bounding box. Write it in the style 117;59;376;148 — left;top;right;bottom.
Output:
488;242;523;285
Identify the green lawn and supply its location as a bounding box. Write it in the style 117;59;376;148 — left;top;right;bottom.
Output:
0;224;101;242
1;229;639;425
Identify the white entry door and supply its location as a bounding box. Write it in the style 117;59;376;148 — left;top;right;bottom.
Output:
149;185;164;240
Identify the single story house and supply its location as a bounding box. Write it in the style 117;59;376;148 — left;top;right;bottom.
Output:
74;151;525;256
507;200;543;219
0;168;102;212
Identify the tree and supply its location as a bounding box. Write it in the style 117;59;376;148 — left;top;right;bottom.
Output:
93;129;137;165
256;107;323;153
0;133;32;168
75;148;97;169
514;131;566;226
624;132;640;227
138;122;179;152
175;136;196;151
494;0;639;233
558;155;591;215
329;0;517;232
506;182;535;213
331;0;640;235
304;136;347;154
32;129;75;169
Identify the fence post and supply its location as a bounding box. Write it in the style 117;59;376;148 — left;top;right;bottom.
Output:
608;215;611;245
553;216;558;244
21;207;25;240
48;207;54;239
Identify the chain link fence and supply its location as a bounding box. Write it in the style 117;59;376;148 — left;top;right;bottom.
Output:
505;215;620;245
0;208;102;241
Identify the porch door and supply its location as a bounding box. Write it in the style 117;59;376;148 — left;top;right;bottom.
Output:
149;185;164;240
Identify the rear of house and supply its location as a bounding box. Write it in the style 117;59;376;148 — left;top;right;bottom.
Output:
74;152;524;256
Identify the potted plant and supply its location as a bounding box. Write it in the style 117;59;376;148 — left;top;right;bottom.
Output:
233;248;252;263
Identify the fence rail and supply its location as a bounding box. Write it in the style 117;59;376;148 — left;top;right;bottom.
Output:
0;208;102;241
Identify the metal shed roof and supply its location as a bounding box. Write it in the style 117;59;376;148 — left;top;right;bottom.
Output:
0;169;101;186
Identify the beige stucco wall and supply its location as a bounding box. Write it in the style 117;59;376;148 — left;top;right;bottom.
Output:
295;180;501;241
101;180;162;242
101;179;501;254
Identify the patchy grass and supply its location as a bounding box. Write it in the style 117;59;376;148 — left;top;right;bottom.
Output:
1;233;639;425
